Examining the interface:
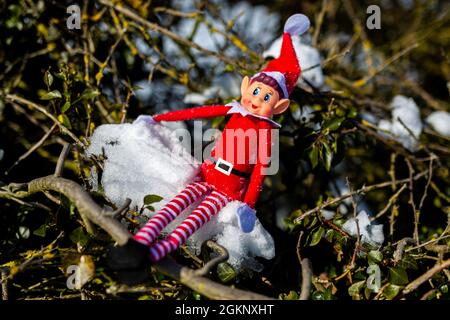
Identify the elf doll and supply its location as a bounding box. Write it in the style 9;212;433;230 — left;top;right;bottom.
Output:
108;14;310;280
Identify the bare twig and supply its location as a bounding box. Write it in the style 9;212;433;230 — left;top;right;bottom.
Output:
373;184;407;220
418;159;434;213
393;237;415;264
98;0;253;70
420;281;450;300
5;94;85;148
106;284;182;295
55;142;71;177
405;158;419;245
1;269;8;300
296;231;313;300
299;258;312;301
355;42;419;86
294;170;428;224
347;178;360;268
405;235;450;253
107;198;132;220
403;258;450;295
194;241;229;277
5;123;57;175
312;0;329;47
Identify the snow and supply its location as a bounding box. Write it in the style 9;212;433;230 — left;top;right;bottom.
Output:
0;148;4;161
86;121;275;271
321;210;335;221
292;105;315;124
360;111;378;125
134;80;153;102
378;95;423;152
264;35;325;89
189;201;275;271
426;111;450;137
342;210;384;246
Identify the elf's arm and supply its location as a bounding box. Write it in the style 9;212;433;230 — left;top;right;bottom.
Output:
237;122;274;233
243;121;273;207
152;105;231;122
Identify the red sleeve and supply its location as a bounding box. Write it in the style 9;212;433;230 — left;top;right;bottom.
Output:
153;105;231;122
243;121;274;208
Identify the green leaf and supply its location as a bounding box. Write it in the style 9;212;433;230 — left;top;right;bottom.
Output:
308;146;319;168
368;250;383;265
281;290;299;300
216;262;236;283
80;89;100;100
348;106;358;118
69;227;89;246
309;226;325;247
311;291;324;300
16;226;30;239
58;113;72;129
143;194;163;205
224;64;235;72
364;286;372;299
44;70;53;87
322;117;344;131
192;291;202;300
40;90;62;100
33;224;47;237
388;267;409;285
143;205;155;212
325;229;335;242
322;142;333;171
348;280;366;299
323;287;335;300
397;255;419;270
383;284;402;300
61;101;71;113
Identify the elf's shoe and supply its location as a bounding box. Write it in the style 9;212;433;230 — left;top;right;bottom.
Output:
107;239;152;285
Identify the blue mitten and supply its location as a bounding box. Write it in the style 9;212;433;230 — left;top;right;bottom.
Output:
133;115;157;125
236;204;256;233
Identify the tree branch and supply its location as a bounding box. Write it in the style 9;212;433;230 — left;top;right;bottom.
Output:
294;170;428;224
0;175;274;300
403;258;450;295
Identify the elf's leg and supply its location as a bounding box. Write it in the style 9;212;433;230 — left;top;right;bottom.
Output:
148;190;231;262
107;181;210;276
134;181;211;246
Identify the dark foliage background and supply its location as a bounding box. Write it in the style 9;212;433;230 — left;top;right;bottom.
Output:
0;0;449;300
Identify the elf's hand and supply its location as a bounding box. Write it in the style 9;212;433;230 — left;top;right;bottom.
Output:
236;204;256;233
133;115;157;125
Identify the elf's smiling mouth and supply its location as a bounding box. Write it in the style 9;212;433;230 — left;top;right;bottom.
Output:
251;104;259;110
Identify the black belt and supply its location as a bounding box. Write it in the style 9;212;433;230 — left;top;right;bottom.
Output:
212;158;251;179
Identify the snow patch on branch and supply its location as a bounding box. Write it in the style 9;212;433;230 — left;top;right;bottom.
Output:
86;122;275;271
378;95;423;152
342;210;384;246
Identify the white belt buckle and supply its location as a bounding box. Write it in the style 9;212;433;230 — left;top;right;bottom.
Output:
215;158;233;176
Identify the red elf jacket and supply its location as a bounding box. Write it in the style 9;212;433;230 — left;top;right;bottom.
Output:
153;101;279;208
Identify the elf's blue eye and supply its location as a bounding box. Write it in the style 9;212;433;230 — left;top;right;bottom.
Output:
264;93;272;102
253;88;260;96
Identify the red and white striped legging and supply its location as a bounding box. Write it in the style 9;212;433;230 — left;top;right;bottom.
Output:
133;181;231;262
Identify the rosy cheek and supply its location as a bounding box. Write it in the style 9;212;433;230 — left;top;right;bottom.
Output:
242;98;250;105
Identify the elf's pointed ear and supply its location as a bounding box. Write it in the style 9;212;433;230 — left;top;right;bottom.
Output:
273;98;290;115
241;76;250;96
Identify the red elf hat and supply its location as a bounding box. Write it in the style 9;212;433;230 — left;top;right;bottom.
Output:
251;14;310;98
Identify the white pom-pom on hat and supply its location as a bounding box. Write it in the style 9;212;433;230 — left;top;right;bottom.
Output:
284;14;310;36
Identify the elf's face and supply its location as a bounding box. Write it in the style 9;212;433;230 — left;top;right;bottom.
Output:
240;76;290;118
